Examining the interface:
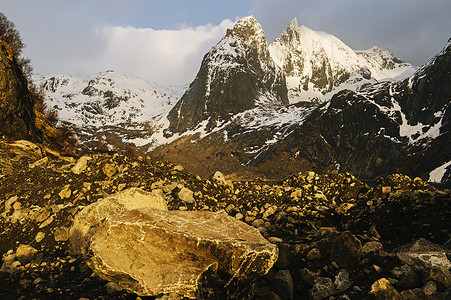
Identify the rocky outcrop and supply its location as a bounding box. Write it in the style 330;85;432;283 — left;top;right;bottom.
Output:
252;38;451;181
0;37;38;140
87;208;278;298
166;16;288;133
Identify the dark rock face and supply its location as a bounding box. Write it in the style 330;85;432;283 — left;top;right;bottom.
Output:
254;38;451;181
0;37;37;140
167;16;288;134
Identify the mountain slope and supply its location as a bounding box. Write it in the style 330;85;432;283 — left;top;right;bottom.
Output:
254;38;451;181
269;18;415;103
34;70;183;127
166;16;288;134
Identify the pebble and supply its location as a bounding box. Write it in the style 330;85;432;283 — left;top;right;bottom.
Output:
268;237;283;243
35;232;45;243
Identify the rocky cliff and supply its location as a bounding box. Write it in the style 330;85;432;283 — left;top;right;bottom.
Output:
166;16;288;134
0;37;38;140
255;38;451;181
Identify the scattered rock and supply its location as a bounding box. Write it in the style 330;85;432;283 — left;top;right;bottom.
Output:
391;264;421;289
330;231;362;268
362;241;383;256
334;269;351;293
310;277;335;300
54;226;70;242
71;155;91;174
178;187;195;203
369;278;402;300
306;248;322;261
272;270;293;300
58;185;72;199
211;171;227;185
102;163;117;178
29;157;48;169
35;232;45;243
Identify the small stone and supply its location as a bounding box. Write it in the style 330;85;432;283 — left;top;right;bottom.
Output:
334;269;351;293
39;215;54;228
235;213;244;220
381;186;392;194
12;201;21;210
362;241;383;256
29;157;48;169
310;277;335;300
103;163;117;178
373;264;382;273
272;270;293;300
263;206;277;219
306;172;315;183
268;237;283;243
211;171;227;185
335;203;355;215
306;248;321;261
391;264;421;289
15;244;38;265
105;281;123;294
71;156;91;174
290;190;302;199
252;219;265;228
422;281;436;296
117;183;127;191
300;268;317;286
59;185;71;199
330;231;362;268
29;207;50;223
54;226;70;242
35;232;45;243
5;196;18;211
369;278;402;300
178;187;195;203
172;165;184;171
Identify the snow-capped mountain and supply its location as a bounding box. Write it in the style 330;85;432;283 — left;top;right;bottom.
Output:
34;70;187;151
166;16;288;134
269;18;416;103
33;16;449;182
34;70;184;127
251;38;451;182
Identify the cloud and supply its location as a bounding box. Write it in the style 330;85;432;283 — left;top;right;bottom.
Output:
96;19;236;85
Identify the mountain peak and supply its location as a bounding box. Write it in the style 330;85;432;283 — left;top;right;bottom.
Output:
228;16;265;42
166;16;287;134
288;17;299;29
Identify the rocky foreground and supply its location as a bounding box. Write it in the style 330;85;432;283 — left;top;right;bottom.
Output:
0;139;450;299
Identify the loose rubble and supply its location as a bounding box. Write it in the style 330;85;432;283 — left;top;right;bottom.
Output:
0;139;450;299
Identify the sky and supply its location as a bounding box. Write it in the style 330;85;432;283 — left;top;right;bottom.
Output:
2;0;451;86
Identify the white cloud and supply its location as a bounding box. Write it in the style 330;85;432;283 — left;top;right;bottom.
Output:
97;19;236;85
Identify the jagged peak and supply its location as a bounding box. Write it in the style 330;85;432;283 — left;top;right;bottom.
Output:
288;17;299;29
229;16;265;41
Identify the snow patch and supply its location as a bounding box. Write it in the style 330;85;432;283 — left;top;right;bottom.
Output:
429;160;451;183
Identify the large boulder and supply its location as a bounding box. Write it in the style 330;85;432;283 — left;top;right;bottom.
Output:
69;188;167;254
86;208;278;298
